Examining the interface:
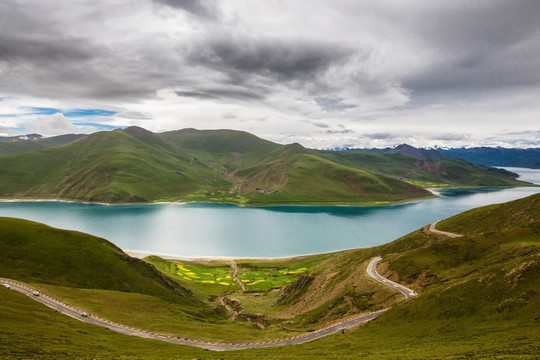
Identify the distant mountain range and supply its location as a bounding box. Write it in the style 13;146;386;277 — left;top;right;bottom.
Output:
0;133;42;142
332;143;540;169
0;134;85;157
0;128;531;204
439;147;540;169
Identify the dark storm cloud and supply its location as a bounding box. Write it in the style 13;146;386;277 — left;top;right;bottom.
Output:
176;90;217;99
402;1;540;99
1;0;539;147
152;0;218;19
176;88;265;101
0;36;93;62
0;1;164;101
186;37;353;89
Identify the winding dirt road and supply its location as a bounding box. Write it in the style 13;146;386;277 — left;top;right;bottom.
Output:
1;253;422;351
366;257;417;299
1;279;387;351
429;220;462;238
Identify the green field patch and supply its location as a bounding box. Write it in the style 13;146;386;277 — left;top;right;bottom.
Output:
405;180;450;188
173;263;234;287
238;267;309;291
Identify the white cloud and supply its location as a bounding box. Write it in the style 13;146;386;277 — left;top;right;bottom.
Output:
0;0;538;147
27;113;81;136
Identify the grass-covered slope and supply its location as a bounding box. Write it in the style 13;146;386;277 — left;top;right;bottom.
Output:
0;194;539;358
318;150;529;187
235;144;431;204
436;193;540;235
0;127;231;203
0;127;433;205
160;128;280;155
0;126;529;205
0;133;85;157
0;217;197;304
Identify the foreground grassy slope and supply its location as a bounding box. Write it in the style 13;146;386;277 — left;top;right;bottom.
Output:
1;194;539;358
318;150;529;187
0;218;277;340
0;217;197;304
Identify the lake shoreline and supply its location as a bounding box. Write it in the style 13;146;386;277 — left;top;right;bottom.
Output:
1;167;538;258
0;194;439;208
123;249;338;262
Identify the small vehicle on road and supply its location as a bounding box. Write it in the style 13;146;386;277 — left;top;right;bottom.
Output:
32;291;39;296
81;312;88;317
2;283;10;289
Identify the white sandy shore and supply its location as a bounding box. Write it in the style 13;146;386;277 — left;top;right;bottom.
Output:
425;188;442;196
124;249;326;262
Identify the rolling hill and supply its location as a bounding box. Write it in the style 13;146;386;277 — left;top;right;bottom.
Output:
317;149;525;187
0;217;198;304
0;127;531;205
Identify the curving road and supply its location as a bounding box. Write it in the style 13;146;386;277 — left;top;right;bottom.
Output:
1;278;387;351
429;220;462;238
366;257;417;299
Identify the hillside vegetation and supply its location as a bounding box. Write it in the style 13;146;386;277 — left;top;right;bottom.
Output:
0;217;197;304
318;149;527;188
0;127;529;205
0;194;539;358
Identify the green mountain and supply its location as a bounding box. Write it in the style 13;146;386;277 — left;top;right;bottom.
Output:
0;133;85;157
0;127;231;203
317;149;525;187
0;127;529;205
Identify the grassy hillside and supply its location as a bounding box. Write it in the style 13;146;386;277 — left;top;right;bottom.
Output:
0;127;530;205
0;127;433;205
318;150;529;187
0;127;231;203
234;143;431;204
0;133;84;157
0;217;197;304
1;194;539;358
160;128;280;154
436;193;540;235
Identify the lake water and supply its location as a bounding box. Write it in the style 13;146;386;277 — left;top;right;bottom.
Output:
0;167;539;258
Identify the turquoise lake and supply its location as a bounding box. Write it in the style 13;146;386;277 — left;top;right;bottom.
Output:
0;167;539;258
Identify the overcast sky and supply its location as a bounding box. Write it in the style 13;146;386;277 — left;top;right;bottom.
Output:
1;0;539;148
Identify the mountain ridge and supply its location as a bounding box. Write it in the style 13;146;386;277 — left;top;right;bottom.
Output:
0;127;530;205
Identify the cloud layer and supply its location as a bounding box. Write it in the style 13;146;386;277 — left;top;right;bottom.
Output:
0;0;539;147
